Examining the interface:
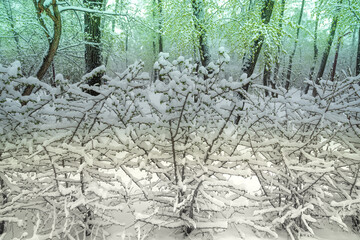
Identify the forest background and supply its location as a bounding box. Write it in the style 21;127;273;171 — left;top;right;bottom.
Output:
1;0;360;87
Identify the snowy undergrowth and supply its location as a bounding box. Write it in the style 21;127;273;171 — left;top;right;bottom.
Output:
0;52;359;240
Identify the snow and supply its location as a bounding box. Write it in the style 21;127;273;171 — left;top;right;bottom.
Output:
81;65;106;82
7;61;21;77
43;0;52;8
1;59;359;240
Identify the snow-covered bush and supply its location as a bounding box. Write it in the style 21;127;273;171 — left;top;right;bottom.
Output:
0;54;359;240
130;52;278;237
239;77;360;239
0;61;148;239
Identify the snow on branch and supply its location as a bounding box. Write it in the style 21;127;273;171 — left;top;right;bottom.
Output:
0;55;359;239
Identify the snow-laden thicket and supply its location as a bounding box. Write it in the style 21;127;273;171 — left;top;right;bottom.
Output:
0;52;359;240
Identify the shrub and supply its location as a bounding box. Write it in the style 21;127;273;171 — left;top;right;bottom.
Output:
0;54;359;239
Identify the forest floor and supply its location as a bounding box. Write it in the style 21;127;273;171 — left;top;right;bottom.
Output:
99;172;360;240
104;221;360;240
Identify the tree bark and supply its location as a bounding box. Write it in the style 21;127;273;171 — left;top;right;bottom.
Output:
284;0;305;91
22;0;62;97
84;0;104;95
191;0;210;67
350;26;357;72
241;0;275;91
312;0;343;97
235;0;275;124
121;0;129;67
158;0;163;54
304;14;319;94
357;25;360;76
272;0;286;95
331;32;351;81
153;0;163;81
262;56;271;97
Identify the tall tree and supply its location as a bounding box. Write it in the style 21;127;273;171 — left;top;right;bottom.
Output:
305;13;319;94
191;0;210;67
330;32;351;81
158;0;163;54
2;0;20;55
22;0;62;97
312;0;343;97
357;26;360;75
272;0;286;93
284;0;305;90
241;0;275;91
153;0;163;81
262;50;271;97
345;0;360;75
84;0;104;95
235;0;275;124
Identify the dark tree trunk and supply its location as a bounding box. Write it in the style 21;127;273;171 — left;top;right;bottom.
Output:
284;0;305;90
22;0;62;97
331;39;341;82
158;0;163;53
117;0;129;67
125;29;129;67
350;26;357;72
191;0;210;67
272;0;286;95
241;0;275;91
357;25;360;76
331;32;351;81
235;0;275;124
262;59;271;97
153;0;163;81
305;14;319;94
312;0;342;97
84;0;104;95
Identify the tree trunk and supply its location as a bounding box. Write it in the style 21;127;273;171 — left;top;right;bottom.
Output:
331;39;341;82
22;0;62;97
284;0;305;91
262;57;271;97
312;0;342;97
350;26;357;73
262;43;272;97
105;0;119;66
357;25;360;76
2;0;20;54
112;0;119;33
121;0;129;67
331;32;351;81
235;0;275;124
158;0;163;54
153;0;163;81
241;0;275;91
272;0;286;95
84;0;104;95
125;28;129;67
304;14;319;94
191;0;210;67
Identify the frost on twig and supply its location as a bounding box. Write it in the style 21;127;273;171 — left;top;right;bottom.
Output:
0;57;359;239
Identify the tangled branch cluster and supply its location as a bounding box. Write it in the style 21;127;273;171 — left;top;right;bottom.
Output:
0;54;359;239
